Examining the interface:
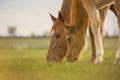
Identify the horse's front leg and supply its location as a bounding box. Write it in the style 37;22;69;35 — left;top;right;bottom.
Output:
84;0;104;63
89;26;96;62
114;1;120;64
90;11;104;64
114;14;120;64
89;5;109;62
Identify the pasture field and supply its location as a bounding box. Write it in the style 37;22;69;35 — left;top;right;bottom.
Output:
0;37;120;80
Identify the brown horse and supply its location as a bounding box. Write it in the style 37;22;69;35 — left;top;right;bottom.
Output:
46;0;116;63
60;0;89;62
60;0;115;63
46;0;72;62
47;0;91;62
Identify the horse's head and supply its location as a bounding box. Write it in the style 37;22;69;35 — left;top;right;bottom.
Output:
63;24;87;62
59;6;89;62
46;12;67;62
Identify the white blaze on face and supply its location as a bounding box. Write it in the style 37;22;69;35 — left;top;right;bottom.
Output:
50;30;55;36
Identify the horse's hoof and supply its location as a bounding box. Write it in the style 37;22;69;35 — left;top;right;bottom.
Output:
95;58;104;64
90;57;96;63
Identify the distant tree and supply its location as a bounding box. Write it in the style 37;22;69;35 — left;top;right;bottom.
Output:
105;31;109;37
42;31;49;37
8;26;16;37
30;32;36;38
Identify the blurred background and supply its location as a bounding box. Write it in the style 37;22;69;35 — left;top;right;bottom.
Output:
0;0;119;37
0;0;62;37
0;0;119;50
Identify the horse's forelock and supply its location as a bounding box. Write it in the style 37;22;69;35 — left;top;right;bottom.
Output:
50;22;58;36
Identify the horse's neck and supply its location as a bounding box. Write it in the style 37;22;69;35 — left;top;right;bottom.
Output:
60;0;72;23
70;0;89;26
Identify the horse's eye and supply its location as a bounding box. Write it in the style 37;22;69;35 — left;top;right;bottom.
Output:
55;34;60;38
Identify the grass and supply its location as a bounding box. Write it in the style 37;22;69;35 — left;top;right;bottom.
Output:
0;37;49;49
0;37;120;80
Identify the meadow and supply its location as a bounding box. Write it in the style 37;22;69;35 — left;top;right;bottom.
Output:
0;37;120;80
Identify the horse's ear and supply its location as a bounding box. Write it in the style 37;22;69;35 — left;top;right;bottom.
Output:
58;11;72;32
49;13;57;22
58;11;64;23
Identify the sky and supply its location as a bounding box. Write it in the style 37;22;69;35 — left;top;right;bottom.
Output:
0;0;119;36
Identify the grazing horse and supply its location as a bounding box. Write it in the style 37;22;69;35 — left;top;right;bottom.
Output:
46;0;72;62
46;0;116;63
59;0;89;62
60;0;115;63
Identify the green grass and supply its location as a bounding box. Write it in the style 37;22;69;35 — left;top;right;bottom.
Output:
0;37;120;80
